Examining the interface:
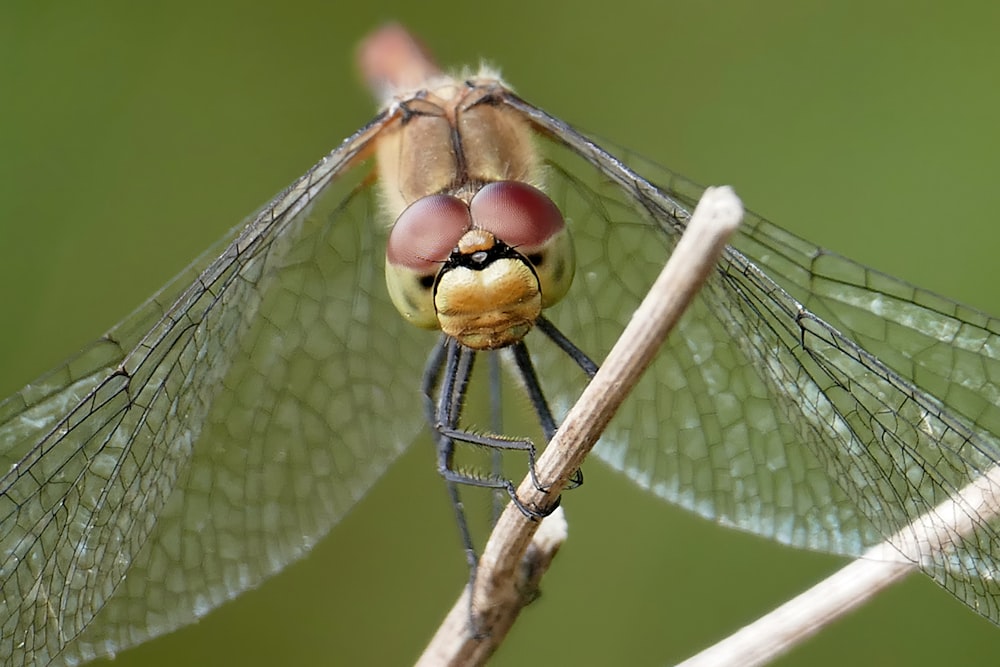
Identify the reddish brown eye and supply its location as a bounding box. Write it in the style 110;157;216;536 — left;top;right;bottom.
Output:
387;194;472;272
469;181;565;250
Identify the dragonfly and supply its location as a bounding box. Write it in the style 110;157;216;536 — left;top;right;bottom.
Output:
3;22;1000;666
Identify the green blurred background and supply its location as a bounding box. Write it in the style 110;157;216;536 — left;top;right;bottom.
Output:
3;1;1000;665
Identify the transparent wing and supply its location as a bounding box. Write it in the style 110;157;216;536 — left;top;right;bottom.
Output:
0;115;434;666
506;95;1000;622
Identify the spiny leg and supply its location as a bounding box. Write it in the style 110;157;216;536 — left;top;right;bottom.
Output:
531;316;601;488
430;337;550;518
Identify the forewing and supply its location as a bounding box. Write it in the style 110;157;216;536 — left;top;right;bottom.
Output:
507;95;1000;622
0;115;432;665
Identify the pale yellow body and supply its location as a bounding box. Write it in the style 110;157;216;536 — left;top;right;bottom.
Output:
377;70;574;350
374;71;542;219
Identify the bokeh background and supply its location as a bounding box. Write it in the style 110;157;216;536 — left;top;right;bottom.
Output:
3;1;1000;665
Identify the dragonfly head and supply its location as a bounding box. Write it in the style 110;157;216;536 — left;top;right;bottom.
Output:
385;181;575;350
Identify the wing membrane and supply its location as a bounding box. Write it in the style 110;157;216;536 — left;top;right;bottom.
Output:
0;115;435;665
509;93;1000;621
6;79;1000;665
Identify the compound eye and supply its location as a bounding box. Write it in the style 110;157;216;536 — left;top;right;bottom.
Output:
386;194;472;328
469;181;565;253
470;181;574;308
387;194;472;273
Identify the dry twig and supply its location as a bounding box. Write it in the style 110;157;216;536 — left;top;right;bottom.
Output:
417;186;745;666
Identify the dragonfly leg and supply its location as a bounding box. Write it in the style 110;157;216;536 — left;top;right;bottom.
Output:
435;431;556;519
509;341;584;491
425;336;557;519
532;316;602;489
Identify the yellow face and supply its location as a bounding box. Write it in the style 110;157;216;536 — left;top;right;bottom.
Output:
385;182;575;350
434;228;542;350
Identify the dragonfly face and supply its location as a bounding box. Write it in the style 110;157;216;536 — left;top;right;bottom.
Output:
3;21;1000;667
385;182;575;350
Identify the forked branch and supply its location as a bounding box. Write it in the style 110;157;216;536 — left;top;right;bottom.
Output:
679;459;1000;666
